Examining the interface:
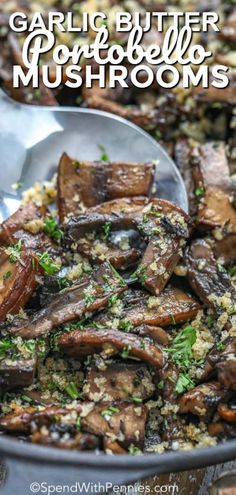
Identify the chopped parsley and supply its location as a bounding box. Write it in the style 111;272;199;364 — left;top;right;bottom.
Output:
3;271;12;281
132;396;143;403
121;344;132;359
12;181;24;191
37;252;60;275
229;266;236;277
73;160;81;169
8;239;23;263
195;186;205;198
128;445;142;455
102;222;111;240
76;416;81;430
101;406;119;417
166;326;197;368
175;372;195;394
166;326;197;394
43;217;63;242
65;382;80;400
119;320;133;332
98;144;109;161
0;340;12;360
83;285;96;306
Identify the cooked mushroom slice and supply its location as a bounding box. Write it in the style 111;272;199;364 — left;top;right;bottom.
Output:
59;328;164;368
75;236;141;271
119;286;200;327
218;403;236;423
58;152;155;222
0;357;37;390
83;362;155;402
175;138;197;217
8;263;127;339
0;203;46;247
216;339;236;391
191;142;236;259
134;325;170;345
0;405;83;434
103;438;127;454
200;338;236;382
66;197;190;295
185;239;235;314
81;402;148;448
159;362;179;403
179;382;226;417
31;431;100;451
0;245;39;320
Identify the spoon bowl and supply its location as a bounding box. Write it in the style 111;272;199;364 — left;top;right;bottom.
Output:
0;89;188;222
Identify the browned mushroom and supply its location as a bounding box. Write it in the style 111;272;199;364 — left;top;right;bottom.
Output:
218;403;236;423
66;197;191;295
0;357;37;390
81;401;148;448
83;361;155;402
116;286;200;327
58;328;164;368
0;203;46;246
7;262;127;339
31;431;100;451
220;7;236;43
179;382;226;417
0;245;39;320
185;239;235;314
58;152;155;222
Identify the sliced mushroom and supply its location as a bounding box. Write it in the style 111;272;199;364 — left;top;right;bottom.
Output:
0;203;46;246
59;328;164;368
7;262;127;339
0;245;39;320
220;7;236;43
66;197;190;295
83;361;155;402
179;382;226;417
216;339;236;390
81;401;148;448
185;239;235;314
191;142;236;233
118;286;200;327
218;403;236;423
0;357;37;390
31;431;100;451
58;153;155;222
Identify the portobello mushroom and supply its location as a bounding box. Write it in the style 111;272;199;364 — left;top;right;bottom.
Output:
0;357;37;390
185;239;235;315
118;286;200;327
190;142;236;264
58;153;155;222
0;244;39;320
179;382;226;417
81;401;148;449
83;361;155;402
66;197;191;295
0;203;46;247
7;262;127;339
58;328;164;368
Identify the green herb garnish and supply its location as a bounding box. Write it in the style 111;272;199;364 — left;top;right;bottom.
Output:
3;271;12;281
65;382;80;400
195;186;205;198
43;217;63;242
175;372;195;394
37;252;60;276
102;222;111;240
101;406;119;417
98;144;109;161
8;239;23;263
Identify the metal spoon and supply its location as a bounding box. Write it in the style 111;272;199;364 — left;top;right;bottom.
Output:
0;88;188;222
